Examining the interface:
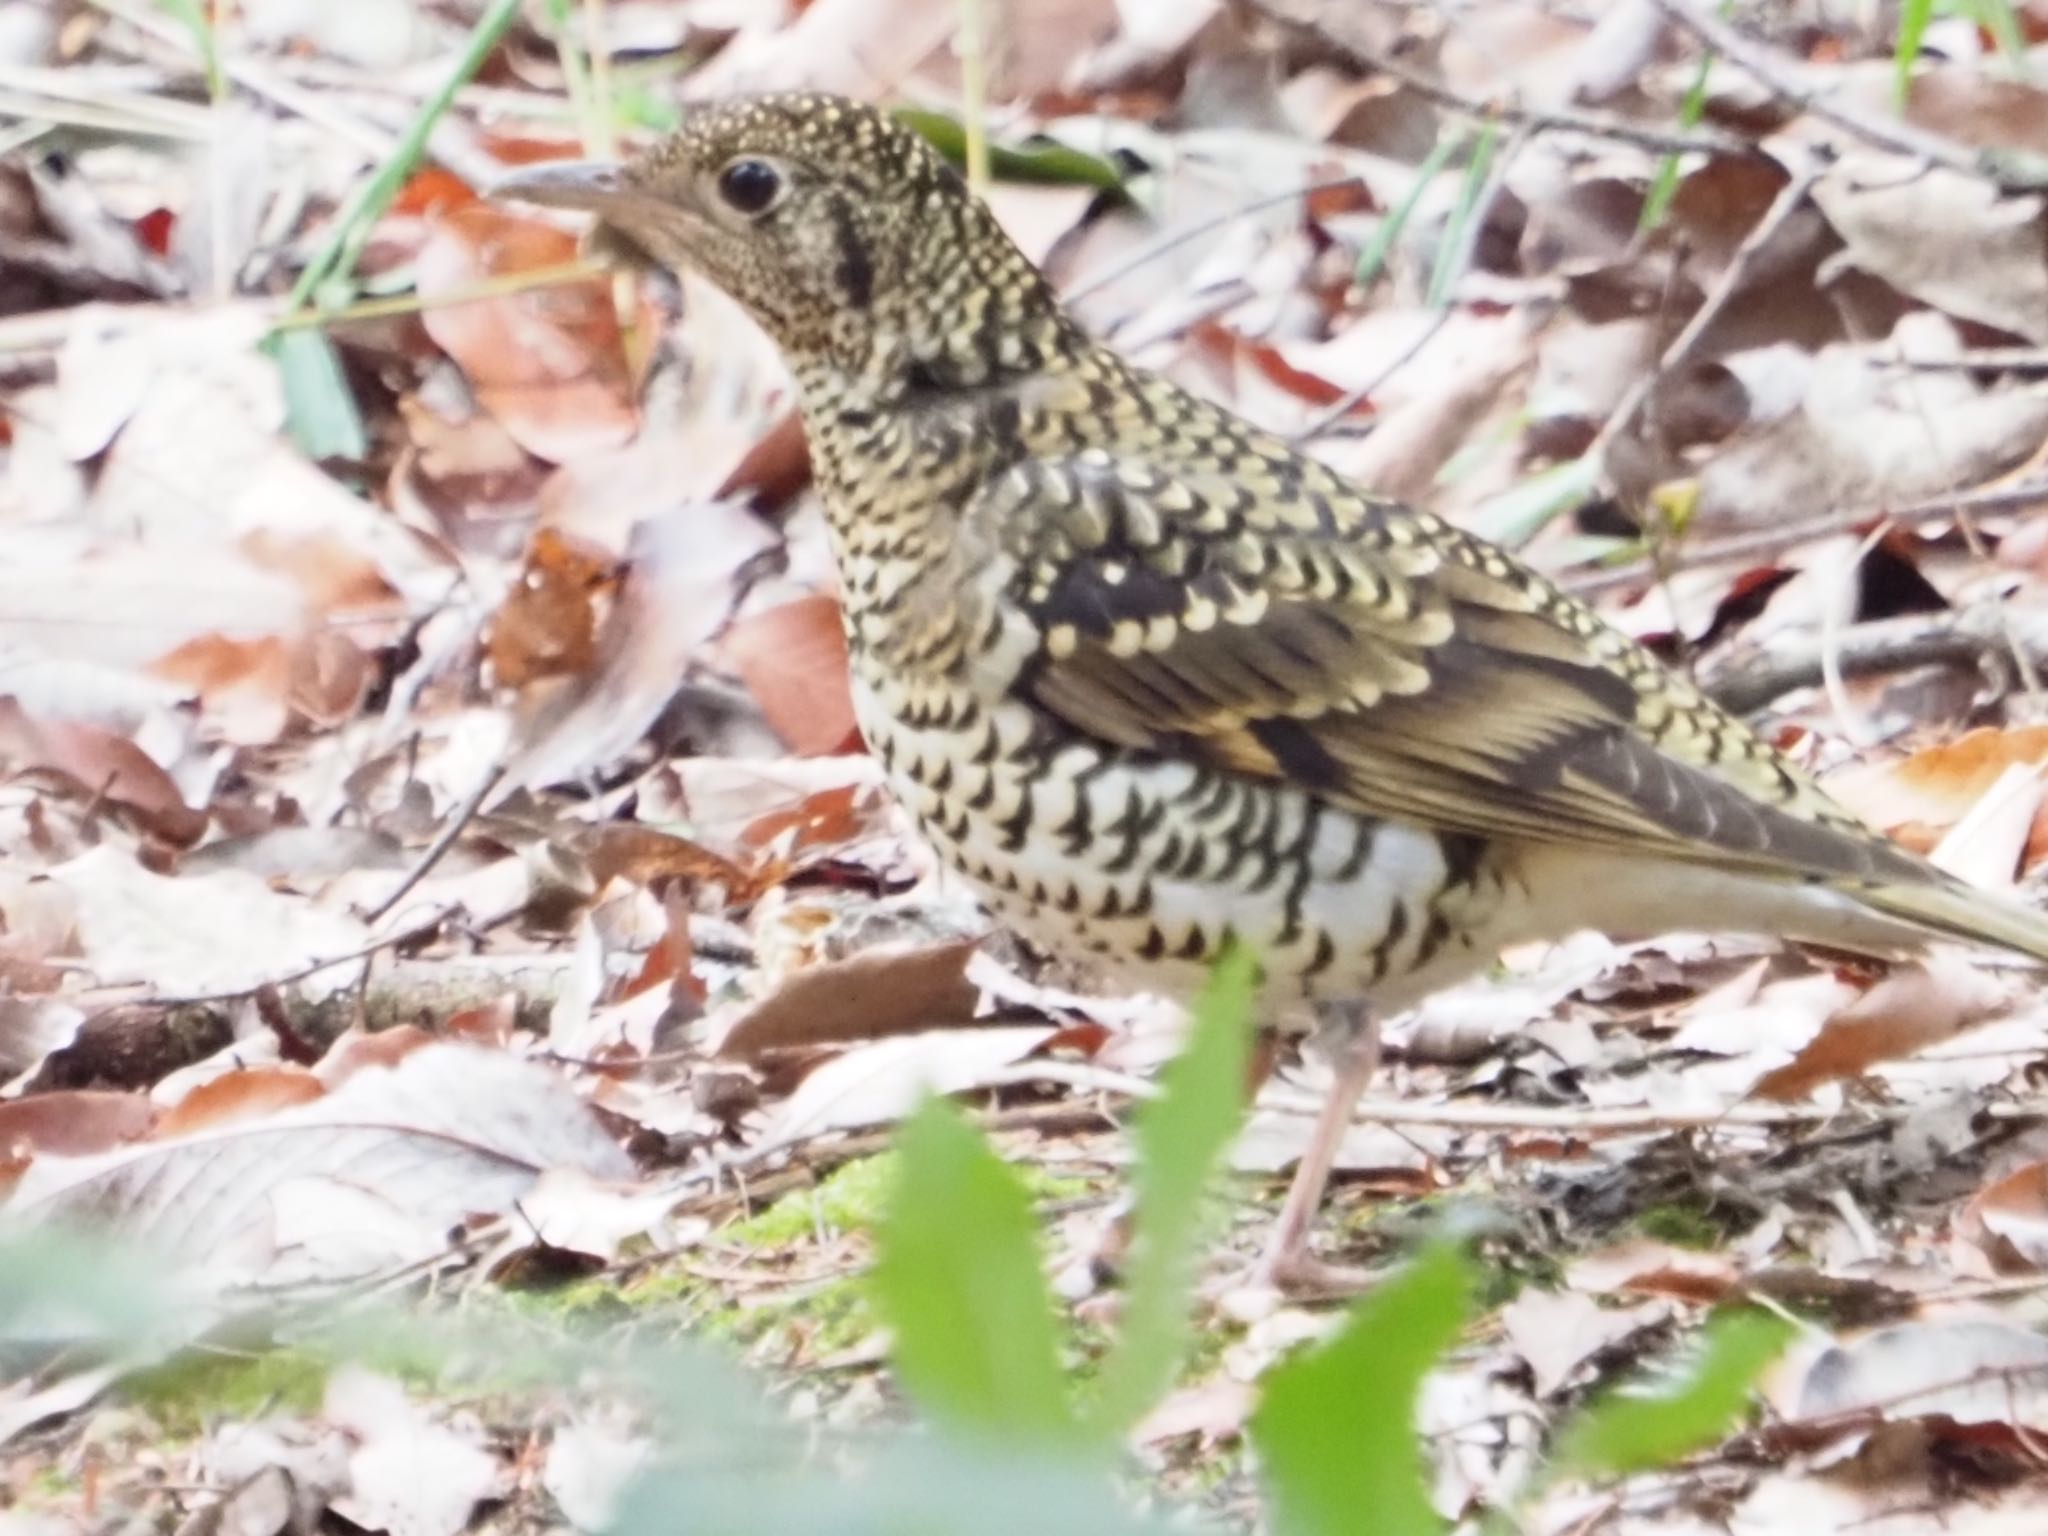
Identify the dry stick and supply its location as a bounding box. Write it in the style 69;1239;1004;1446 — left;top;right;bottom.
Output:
361;763;505;926
1646;0;2048;190
1291;122;1536;445
1702;608;2030;716
1061;176;1364;306
1559;480;2048;598
1241;0;1750;159
1291;308;1452;443
1590;153;1826;463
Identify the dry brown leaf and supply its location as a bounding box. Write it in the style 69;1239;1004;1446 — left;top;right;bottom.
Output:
761;1024;1054;1147
1813;158;2048;343
0;1091;155;1156
1565;1239;1739;1304
1825;725;2048;852
5;1042;633;1286
718;938;981;1060
416;205;639;463
0;696;204;846
720;592;860;757
1752;956;2011;1102
154;1066;325;1138
1956;1161;2048;1275
505;502;779;794
486;526;619;690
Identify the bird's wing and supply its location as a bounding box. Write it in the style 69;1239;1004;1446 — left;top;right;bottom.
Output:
982;441;1927;887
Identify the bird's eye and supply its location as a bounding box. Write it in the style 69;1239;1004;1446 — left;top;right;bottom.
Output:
716;158;782;215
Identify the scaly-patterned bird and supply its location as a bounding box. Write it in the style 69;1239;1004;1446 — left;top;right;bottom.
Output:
500;94;2048;1291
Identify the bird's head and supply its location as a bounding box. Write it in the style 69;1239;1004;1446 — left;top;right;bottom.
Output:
495;92;1067;384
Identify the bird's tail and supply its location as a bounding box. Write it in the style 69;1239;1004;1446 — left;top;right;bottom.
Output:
1853;877;2048;965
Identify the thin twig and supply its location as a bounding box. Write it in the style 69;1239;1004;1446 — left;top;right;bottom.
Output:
144;904;459;1008
362;763;506;925
1290;122;1533;445
1646;0;2048;190
1558;480;2048;598
1243;0;1753;159
1702;608;2028;715
1290;307;1452;443
1591;152;1827;461
1062;176;1363;306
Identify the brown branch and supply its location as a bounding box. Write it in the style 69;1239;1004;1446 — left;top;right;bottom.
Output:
1647;0;2048;190
1558;480;2048;598
1242;0;1754;159
1591;152;1827;460
1701;608;2028;715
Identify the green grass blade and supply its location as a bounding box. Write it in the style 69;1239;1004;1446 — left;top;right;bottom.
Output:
1252;1243;1473;1536
1424;118;1499;310
1642;45;1716;233
1895;0;1935;106
873;1097;1079;1447
283;0;523;314
155;0;222;99
1084;945;1256;1436
1970;0;2030;78
1463;453;1601;548
1552;1308;1794;1480
1358;129;1467;289
267;328;367;461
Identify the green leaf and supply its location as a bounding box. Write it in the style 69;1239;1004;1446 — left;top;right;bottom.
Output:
1357;130;1468;288
1252;1242;1473;1536
156;0;223;99
1553;1308;1794;1480
872;1096;1078;1446
266;329;367;462
1641;43;1716;233
281;0;523;314
1462;454;1602;547
1085;945;1256;1435
1425;118;1499;310
893;107;1127;191
1895;0;1935;107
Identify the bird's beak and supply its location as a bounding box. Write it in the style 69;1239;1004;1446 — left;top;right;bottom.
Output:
491;159;635;213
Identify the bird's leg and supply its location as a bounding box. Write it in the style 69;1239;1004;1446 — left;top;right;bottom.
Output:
1251;1005;1382;1299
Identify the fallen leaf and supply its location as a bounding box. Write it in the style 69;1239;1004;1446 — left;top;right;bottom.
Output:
1794;1320;2048;1435
0;1091;155;1156
1500;1287;1668;1397
0;697;204;846
720;592;860;757
1752;956;2012;1101
1813;156;2048;343
6;1042;633;1287
326;1368;507;1536
153;1066;325;1138
718;939;983;1060
1566;1239;1739;1304
1956;1161;2048;1274
49;845;367;997
486;527;619;690
762;1024;1055;1147
416;205;638;463
1827;725;2048;852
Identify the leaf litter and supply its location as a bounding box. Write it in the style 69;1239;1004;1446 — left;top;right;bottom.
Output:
14;1;2048;1532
